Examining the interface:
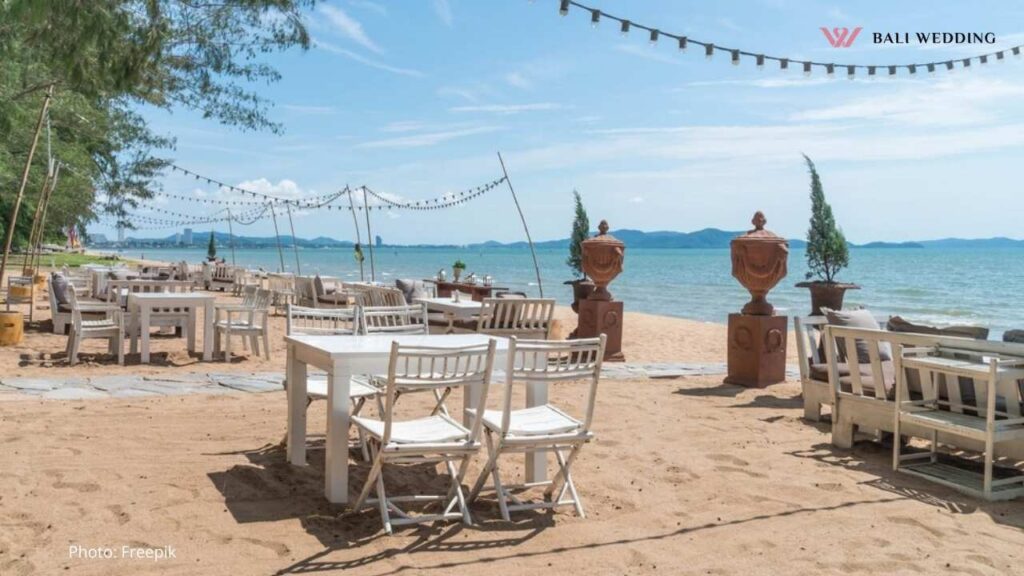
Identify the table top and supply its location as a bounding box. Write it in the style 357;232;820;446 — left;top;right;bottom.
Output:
285;333;507;358
127;292;216;303
414;297;482;313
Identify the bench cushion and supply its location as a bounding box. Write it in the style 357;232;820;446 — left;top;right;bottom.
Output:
822;308;892;364
887;316;989;340
810;361;896;398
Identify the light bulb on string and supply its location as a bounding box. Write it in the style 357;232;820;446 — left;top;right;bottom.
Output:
908;64;916;74
756;54;765;69
590;9;599;27
996;51;1005;60
803;61;811;76
780;58;788;71
649;29;659;44
731;49;740;65
927;63;936;73
962;58;971;68
888;65;897;75
826;63;834;75
705;43;714;60
847;65;855;78
620;19;630;36
678;36;687;51
559;0;569;16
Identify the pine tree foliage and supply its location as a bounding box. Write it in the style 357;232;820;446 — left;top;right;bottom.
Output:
803;154;849;283
566;189;590;279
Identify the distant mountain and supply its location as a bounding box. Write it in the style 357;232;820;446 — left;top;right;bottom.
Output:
97;228;1021;251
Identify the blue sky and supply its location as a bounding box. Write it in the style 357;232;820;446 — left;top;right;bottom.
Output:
96;0;1024;244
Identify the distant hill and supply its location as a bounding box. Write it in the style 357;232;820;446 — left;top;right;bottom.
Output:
98;228;1021;250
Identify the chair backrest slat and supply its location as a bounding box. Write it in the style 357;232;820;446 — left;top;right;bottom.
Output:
286;304;359;336
361;303;428;335
476;298;555;340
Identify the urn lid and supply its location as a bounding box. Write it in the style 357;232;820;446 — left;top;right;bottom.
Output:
583;220;624;248
731;211;788;246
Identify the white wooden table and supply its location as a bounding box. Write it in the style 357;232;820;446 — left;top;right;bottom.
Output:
414;297;482;333
127;292;216;363
285;333;551;504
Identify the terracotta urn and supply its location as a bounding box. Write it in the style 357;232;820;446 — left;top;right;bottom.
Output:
731;211;789;316
581;220;624;301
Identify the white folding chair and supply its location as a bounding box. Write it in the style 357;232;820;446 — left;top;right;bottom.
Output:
468;335;606;520
285;304;377;458
5;275;35;322
352;339;498;534
65;288;124;366
214;288;272;361
476;297;556;339
360;303;429;336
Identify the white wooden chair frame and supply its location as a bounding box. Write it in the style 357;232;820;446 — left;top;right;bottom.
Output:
824;326;1024;461
475;298;556;340
468;335;606;520
208;264;238;292
5;275;34;322
214;288;272;361
794;315;831;421
352;340;497;534
66;289;124;366
47;276;70;334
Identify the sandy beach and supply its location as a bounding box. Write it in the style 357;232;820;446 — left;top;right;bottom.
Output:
2;288;1022;576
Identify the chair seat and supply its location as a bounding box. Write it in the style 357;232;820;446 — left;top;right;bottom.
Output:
80;319;118;329
353;413;470;444
470;404;583;436
306;374;379;400
215;320;264;330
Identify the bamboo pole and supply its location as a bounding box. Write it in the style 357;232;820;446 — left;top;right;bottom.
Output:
497;151;543;297
226;208;237;266
23;165;52;276
285;203;301;276
1;85;53;287
346;187;365;281
30;162;60;277
269;203;286;273
362;187;376;283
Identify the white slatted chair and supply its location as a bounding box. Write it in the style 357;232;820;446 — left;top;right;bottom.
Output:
65;289;124;366
352;339;498;534
61;266;91;297
285;304;378;458
476;298;556;339
214;288;272;361
47;276;71;334
468;335;606;520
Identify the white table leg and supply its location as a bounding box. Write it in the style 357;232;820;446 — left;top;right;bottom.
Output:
326;364;353;504
129;306;139;355
525;381;549;483
202;300;214;361
140;306;151;363
286;343;308;467
186;308;197;353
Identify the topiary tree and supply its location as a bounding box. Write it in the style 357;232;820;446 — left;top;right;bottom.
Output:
803;154;848;283
207;231;217;260
566;189;590;279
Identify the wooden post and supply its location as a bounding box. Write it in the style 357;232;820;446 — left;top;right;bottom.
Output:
225;208;237;266
23;164;52;276
30;162;60;277
497;151;544;297
269;203;286;273
362;187;376;283
285;203;301;276
1;85;53;287
346;186;365;281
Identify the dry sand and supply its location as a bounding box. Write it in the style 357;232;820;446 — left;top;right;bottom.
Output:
2;290;1023;575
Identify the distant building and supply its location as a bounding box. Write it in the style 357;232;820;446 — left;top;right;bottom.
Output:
375;235;383;248
183;228;193;245
175;233;182;245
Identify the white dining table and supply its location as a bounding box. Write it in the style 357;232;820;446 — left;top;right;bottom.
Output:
127;292;216;363
414;296;482;333
285;333;552;504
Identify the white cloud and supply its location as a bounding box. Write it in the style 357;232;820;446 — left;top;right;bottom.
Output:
281;104;336;114
318;5;382;54
433;0;453;27
718;18;742;32
791;77;1024;126
356;126;501;149
380;120;429;133
629;196;644;204
315;40;424;77
449;103;565;115
348;0;387;16
504;72;532;89
614;43;681;65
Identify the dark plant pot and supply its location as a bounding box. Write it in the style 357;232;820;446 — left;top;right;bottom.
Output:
565;279;596;313
796;281;860;316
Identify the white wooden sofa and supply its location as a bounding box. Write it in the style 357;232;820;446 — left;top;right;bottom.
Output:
823;325;1024;460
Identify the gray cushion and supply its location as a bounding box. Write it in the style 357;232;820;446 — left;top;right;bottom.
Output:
50;273;70;306
887;316;989;340
1004;330;1024;344
314;275;326;297
396;279;429;304
822;307;892;364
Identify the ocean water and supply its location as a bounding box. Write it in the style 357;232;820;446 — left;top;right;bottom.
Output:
111;246;1024;337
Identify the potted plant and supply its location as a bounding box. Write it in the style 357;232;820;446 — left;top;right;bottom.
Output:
564;190;595;312
795;154;859;314
206;231;217;262
452;259;466;282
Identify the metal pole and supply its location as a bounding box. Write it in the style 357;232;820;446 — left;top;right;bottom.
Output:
285;203;301;276
269;203;286;273
497;151;543;297
225;208;237;266
1;85;53;287
346;187;364;281
362;187;376;283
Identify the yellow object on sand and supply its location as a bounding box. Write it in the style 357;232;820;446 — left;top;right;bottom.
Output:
0;311;24;346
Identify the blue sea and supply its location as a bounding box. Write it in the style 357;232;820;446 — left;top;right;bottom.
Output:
110;246;1024;337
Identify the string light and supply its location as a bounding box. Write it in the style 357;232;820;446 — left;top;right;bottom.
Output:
826;63;835;75
556;0;1023;78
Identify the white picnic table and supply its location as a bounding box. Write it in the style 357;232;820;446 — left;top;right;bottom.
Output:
127;292;216;363
414;296;482;333
285;333;552;504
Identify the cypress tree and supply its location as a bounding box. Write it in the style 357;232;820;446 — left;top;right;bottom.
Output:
803;154;848;283
567;189;590;279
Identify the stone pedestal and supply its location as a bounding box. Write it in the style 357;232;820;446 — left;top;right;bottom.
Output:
725;313;787;388
577;299;624;362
